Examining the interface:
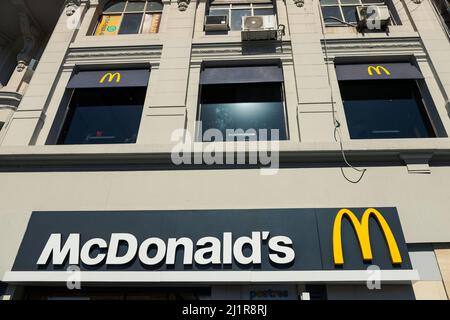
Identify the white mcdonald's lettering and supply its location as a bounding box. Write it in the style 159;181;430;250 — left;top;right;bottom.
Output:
36;232;295;267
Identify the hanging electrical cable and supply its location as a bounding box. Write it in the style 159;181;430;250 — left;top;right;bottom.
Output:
318;3;367;183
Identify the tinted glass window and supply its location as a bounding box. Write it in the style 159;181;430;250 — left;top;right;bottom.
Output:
231;9;251;30
104;1;126;13
126;1;145;11
339;80;435;139
254;8;275;16
321;6;343;24
147;0;164;11
58;87;145;145
199;83;287;141
342;6;358;23
119;13;143;34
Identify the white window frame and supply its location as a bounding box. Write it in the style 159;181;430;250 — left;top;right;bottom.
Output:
319;0;398;26
209;3;276;31
93;0;163;35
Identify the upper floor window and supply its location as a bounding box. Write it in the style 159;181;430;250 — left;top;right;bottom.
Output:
320;0;400;26
56;69;150;145
335;62;443;139
94;0;163;36
208;1;275;31
198;63;288;141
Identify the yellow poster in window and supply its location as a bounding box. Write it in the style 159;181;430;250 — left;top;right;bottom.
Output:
95;15;121;36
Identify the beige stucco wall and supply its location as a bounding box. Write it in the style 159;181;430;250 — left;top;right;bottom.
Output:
435;245;450;299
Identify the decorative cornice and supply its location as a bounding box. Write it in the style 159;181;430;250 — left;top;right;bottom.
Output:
0;91;23;109
320;37;425;60
65;45;163;66
191;41;293;62
2;140;450;170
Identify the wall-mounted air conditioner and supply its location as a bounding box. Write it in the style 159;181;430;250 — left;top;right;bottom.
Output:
356;5;391;30
241;15;278;41
204;15;229;31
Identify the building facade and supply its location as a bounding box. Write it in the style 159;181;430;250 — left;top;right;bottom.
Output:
0;0;450;300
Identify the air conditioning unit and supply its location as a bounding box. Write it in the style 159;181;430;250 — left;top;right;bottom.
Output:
204;15;229;31
356;5;391;30
241;15;278;41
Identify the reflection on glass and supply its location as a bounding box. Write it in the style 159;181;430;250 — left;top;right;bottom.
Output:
147;0;164;11
320;0;339;4
340;80;435;139
230;9;251;31
125;1;145;11
321;6;343;24
254;8;275;16
342;6;358;23
209;9;229;17
119;13;143;34
340;0;360;4
104;1;126;13
200;102;287;141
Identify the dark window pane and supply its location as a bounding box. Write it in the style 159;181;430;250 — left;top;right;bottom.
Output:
254;8;275;16
119;13;143;34
104;1;126;13
320;0;338;4
126;1;145;11
59;88;145;145
230;9;252;31
200;83;286;141
340;80;435;139
342;6;358;23
361;0;384;3
147;0;164;11
201;83;283;104
341;0;360;4
321;6;343;24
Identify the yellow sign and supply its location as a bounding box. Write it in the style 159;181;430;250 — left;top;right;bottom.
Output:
367;65;391;76
333;208;402;265
95;15;121;36
100;72;121;84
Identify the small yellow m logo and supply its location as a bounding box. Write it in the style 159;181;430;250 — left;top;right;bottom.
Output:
333;208;402;265
100;72;121;84
367;65;390;76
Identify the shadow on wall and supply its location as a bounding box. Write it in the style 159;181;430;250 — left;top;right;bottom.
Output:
242;41;279;55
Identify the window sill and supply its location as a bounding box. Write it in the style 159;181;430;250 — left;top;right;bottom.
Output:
71;34;163;49
322;26;418;38
193;31;290;43
1;138;450;168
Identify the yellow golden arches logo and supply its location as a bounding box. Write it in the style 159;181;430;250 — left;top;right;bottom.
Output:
333;208;402;265
367;65;391;76
99;72;121;84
